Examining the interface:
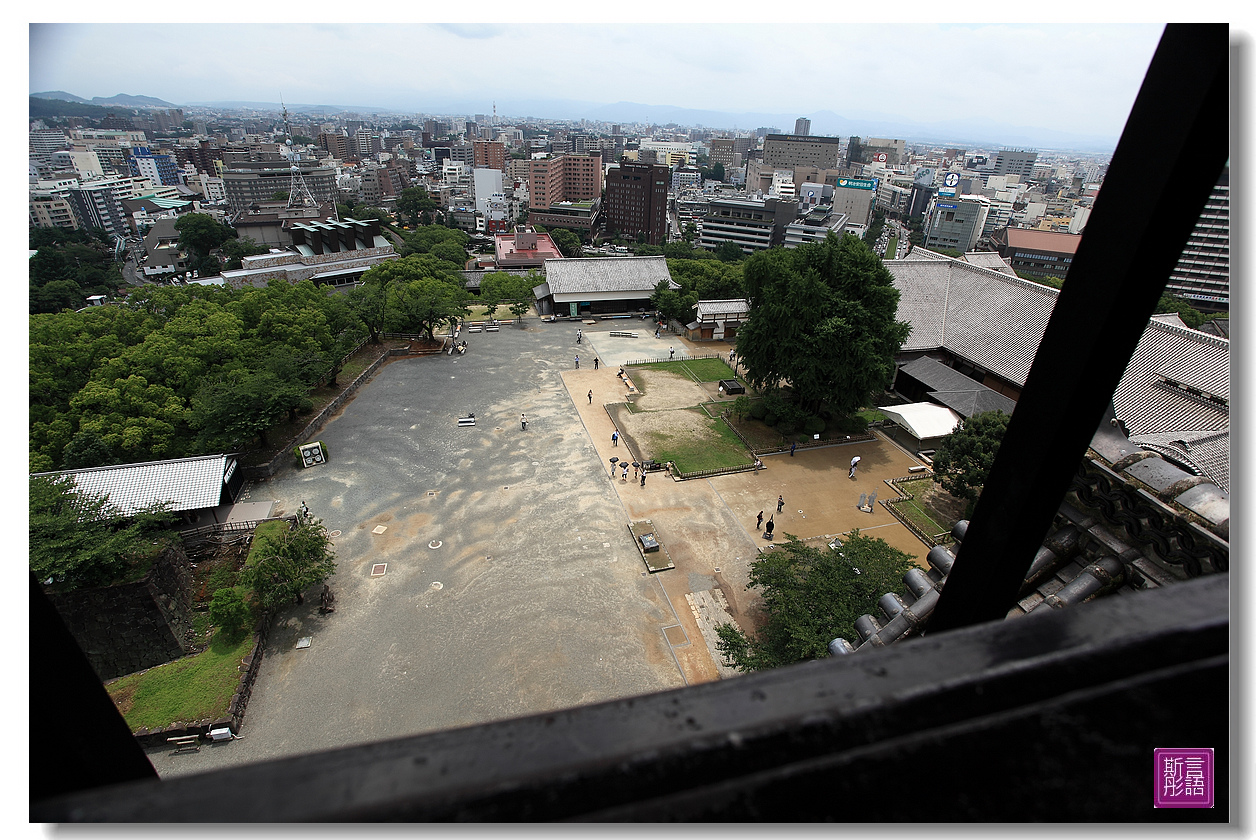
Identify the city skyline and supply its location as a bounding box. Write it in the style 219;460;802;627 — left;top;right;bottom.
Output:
29;22;1169;152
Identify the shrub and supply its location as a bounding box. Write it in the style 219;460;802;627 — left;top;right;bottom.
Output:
206;563;237;593
776;419;797;436
208;587;251;636
804;416;826;436
763;412;779;427
749;401;768;420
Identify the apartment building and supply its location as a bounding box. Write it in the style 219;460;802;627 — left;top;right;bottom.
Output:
128;148;182;187
1164;164;1229;311
29;191;79;229
221;160;338;214
65;181;131;238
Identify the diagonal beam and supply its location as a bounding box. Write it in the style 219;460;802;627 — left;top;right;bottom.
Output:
926;23;1230;634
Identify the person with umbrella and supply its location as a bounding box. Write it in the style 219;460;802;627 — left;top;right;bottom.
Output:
849;455;861;478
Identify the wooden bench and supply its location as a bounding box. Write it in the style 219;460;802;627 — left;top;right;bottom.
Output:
167;735;200;753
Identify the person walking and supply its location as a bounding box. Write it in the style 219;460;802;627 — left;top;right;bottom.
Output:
640;471;646;487
622;463;630;482
633;463;639;480
669;346;675;360
790;442;797;457
521;413;527;431
849;455;861;479
594;357;599;370
588;390;593;404
756;510;764;530
575;355;580;369
612;430;619;446
777;494;784;513
765;517;775;540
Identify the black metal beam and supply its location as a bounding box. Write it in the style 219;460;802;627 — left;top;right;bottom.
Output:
32;574;1227;822
925;23;1230;634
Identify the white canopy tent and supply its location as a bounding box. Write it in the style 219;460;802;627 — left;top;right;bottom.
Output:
879;403;963;441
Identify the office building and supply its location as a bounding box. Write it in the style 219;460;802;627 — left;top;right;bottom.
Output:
474;140;508;172
832;177;879;228
990;227;1080;279
991;149;1039;179
794;117;811;136
604;161;669;245
923;194;991;253
698;195;796;253
222;161;338;214
762;134;843;170
526;153;603;211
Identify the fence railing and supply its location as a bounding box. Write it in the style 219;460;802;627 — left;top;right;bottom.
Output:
179;515;296;546
621;352;733;367
879;474;951;548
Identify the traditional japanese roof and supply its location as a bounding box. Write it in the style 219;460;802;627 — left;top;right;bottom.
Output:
960;251;1017;276
1112;317;1229;437
879;403;962;441
696;299;749;319
542;256;677;298
34;454;236;517
1129;429;1230;492
896;356;1017;418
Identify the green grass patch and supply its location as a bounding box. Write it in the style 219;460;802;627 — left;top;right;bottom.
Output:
643;411;753;473
889;478;957;538
634;358;737;383
106;631;254;730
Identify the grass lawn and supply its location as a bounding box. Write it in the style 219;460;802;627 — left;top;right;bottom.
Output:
888;478;958;539
106;631;254;731
643;410;753;473
635;358;738;383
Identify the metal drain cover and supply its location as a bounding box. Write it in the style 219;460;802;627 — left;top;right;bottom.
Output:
371;564;387;576
428;540;442;549
430;581;443;590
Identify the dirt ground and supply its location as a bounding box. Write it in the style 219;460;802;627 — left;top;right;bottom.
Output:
628;368;710;411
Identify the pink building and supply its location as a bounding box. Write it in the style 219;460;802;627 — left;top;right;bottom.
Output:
494;226;564;270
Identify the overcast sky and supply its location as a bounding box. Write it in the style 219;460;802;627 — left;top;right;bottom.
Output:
28;21;1175;145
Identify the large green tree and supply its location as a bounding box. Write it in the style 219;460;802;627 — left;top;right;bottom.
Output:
174;213;235;274
30;474;176;590
715;533;916;672
240;518;337;611
736;232;911;415
931;409;1011;516
397;186;437;227
549;228;584;258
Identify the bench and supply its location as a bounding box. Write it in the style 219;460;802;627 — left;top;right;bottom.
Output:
608;331;638;338
167;735;200;753
908;465;929;473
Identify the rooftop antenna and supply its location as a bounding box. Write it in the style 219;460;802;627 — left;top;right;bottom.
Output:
281;95;322;215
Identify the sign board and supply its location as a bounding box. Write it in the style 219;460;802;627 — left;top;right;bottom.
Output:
939;171;960;198
298;441;328;468
836;177;877;191
872;152;888;162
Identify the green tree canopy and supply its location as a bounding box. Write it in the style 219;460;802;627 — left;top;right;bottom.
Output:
549;228;584;258
239;518;337;612
220;236;268;270
175;213;236;273
397;186;437;227
736;232;911;415
30;474;176;590
715;533;916;672
931;409;1011;515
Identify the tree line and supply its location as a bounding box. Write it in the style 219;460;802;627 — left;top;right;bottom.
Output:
29;222;528;473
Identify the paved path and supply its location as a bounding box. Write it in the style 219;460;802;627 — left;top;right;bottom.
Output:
147;317;931;778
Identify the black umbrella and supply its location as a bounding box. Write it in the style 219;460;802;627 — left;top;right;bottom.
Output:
610;457;619;465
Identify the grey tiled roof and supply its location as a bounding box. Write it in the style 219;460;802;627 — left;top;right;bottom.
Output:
897;355;1016;418
1113;319;1229;438
543;256;676;296
696;299;749;318
887;254;1058;384
961;251;1017;276
36;454;233;516
1130;429;1230;492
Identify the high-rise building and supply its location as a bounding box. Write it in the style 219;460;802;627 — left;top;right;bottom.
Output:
473;140;507;172
1165;164;1229;311
66;181;130;237
604;161;669;245
222;161;338;214
794;117;811;136
762;134;842;170
526;154;603;211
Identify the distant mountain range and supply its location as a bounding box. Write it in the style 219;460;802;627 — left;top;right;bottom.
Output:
30;91;1118;154
31;91;181;109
